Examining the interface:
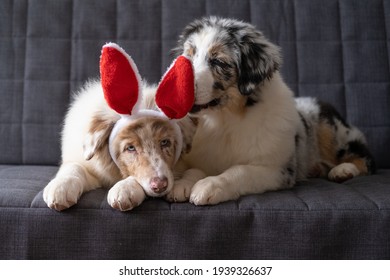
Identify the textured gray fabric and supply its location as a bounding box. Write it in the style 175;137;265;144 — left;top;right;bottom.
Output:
1;0;390;259
0;0;389;166
1;165;390;259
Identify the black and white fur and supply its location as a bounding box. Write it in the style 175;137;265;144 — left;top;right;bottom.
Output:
167;17;375;205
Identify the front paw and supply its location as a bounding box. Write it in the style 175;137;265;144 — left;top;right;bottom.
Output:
166;168;207;203
107;178;145;211
190;176;234;206
43;176;83;211
165;179;193;202
328;163;359;183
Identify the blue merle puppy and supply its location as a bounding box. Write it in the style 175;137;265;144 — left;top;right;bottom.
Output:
167;16;375;205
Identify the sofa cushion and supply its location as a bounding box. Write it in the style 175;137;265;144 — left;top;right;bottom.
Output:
0;0;389;167
1;165;389;259
1;0;390;261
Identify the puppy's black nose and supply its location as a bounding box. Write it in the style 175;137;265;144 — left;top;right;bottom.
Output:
150;176;168;194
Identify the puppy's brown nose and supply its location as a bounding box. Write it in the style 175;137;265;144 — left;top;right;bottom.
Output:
150;176;168;194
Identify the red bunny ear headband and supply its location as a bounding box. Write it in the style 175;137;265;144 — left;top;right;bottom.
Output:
100;43;195;166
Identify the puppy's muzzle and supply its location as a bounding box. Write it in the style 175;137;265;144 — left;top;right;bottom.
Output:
150;176;168;194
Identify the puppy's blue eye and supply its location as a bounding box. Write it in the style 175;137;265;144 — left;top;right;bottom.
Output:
160;139;171;148
126;145;136;152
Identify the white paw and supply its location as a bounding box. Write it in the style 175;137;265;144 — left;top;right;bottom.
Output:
328;163;360;182
190;176;234;206
43;176;83;211
107;178;145;211
165;178;193;202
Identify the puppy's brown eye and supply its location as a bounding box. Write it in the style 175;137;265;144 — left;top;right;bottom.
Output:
126;145;136;152
209;58;226;68
160;139;171;148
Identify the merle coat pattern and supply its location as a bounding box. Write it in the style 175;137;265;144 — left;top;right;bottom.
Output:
167;17;375;205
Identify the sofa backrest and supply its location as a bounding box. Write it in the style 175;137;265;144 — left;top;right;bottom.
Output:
1;0;389;168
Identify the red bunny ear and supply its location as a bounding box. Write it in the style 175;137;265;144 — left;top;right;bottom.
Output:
155;56;195;119
100;43;141;115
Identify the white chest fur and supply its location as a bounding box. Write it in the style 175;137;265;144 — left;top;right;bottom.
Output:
184;77;300;176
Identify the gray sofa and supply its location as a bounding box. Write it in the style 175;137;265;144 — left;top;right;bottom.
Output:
1;0;390;259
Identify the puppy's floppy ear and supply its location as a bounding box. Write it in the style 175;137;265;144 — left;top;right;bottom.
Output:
237;30;281;96
83;114;116;161
171;17;210;57
177;116;198;154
